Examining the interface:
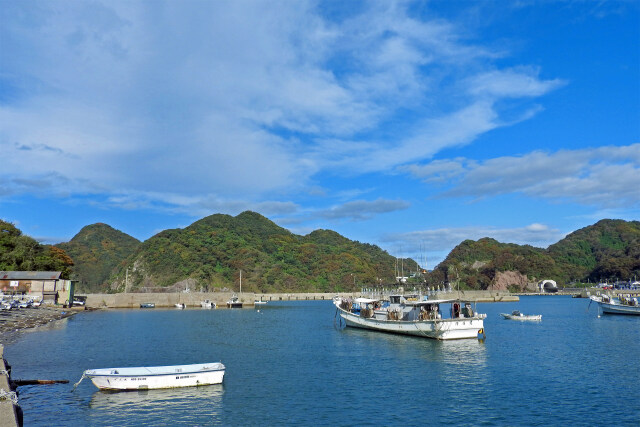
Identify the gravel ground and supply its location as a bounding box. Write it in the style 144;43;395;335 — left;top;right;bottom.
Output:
0;306;83;345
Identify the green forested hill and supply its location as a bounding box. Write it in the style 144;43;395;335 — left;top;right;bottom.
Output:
115;211;413;293
429;219;640;289
56;223;141;292
0;220;73;277
8;214;638;293
548;219;640;283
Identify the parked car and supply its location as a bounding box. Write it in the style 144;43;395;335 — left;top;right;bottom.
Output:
18;300;32;309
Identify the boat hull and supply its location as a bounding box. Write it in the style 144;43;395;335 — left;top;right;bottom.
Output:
86;363;225;390
500;314;541;321
599;302;640;315
338;308;483;340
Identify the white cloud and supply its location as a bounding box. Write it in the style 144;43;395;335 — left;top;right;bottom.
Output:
406;144;640;208
1;0;565;213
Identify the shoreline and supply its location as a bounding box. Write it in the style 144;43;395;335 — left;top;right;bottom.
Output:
0;307;84;346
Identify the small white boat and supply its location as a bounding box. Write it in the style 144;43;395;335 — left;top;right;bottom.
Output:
174;303;186;309
500;310;542;321
590;295;640;315
227;295;243;308
76;362;225;391
254;300;267;305
200;300;216;309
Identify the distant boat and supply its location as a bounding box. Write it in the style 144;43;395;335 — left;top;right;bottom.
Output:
75;362;225;391
140;303;155;309
200;300;216;309
254;300;267;305
590;295;640;315
500;310;542;321
227;295;243;308
174;303;186;309
227;270;244;308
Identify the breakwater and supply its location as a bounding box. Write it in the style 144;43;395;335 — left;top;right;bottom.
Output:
83;290;519;308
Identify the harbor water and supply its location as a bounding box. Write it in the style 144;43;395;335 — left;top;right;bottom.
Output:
5;296;640;426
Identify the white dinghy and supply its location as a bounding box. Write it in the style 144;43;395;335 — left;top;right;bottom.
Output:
74;362;225;391
500;310;542;321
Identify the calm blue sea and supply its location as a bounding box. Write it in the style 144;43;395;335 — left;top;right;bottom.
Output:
5;296;640;426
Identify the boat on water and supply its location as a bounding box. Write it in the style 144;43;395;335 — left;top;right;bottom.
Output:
254;299;267;305
227;295;243;308
334;295;486;340
174;303;186;309
75;362;225;391
200;299;216;309
589;295;640;315
500;310;541;321
140;303;155;309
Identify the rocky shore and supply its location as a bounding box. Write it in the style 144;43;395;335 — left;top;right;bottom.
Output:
0;306;83;345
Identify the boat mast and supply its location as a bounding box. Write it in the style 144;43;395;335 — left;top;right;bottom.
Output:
240;270;242;294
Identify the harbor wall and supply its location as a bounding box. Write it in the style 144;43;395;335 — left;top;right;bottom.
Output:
83;290;518;308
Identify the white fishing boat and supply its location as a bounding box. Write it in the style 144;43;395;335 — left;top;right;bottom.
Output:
75;362;225;391
200;299;216;309
334;295;486;340
254;299;267;305
174;303;186;309
590;295;640;315
500;310;541;321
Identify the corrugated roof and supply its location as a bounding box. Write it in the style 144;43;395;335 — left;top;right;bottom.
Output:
0;271;61;280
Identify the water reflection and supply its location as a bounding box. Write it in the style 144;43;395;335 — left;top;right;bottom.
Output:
88;384;224;425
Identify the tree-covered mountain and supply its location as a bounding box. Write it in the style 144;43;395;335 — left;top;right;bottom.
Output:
428;219;640;290
0;220;74;277
56;223;141;292
110;211;415;293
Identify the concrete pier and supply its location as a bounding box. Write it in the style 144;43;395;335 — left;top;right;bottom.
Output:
0;345;20;427
82;290;518;308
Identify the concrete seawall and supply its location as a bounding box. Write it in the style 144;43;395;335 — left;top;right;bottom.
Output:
84;290;518;308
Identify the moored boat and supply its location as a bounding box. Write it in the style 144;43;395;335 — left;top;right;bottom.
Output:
334;295;486;340
590;295;640;315
200;299;216;309
500;310;542;321
75;362;225;391
175;303;186;309
140;303;155;309
227;295;243;308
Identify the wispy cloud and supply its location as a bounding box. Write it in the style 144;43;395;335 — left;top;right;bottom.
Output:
318;198;410;221
382;223;563;268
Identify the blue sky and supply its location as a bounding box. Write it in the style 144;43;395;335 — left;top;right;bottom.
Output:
1;0;639;268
